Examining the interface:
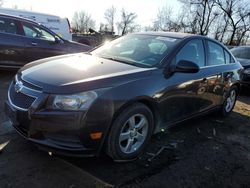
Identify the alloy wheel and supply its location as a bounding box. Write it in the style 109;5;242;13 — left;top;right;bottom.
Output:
225;89;236;113
119;114;149;154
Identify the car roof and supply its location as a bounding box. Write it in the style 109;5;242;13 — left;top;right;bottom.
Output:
232;46;250;49
132;31;196;39
0;13;39;25
0;8;61;18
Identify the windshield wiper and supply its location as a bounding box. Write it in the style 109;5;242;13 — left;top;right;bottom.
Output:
99;55;136;65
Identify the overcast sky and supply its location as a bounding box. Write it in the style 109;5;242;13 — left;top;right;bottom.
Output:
2;0;181;28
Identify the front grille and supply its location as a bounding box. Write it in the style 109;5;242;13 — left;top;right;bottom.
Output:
16;74;42;91
9;82;36;109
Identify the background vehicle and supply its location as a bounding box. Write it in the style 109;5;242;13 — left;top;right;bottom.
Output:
0;7;72;40
5;32;242;161
231;46;250;87
0;14;91;69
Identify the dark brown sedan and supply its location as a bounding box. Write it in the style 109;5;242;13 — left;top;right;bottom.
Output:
5;32;243;161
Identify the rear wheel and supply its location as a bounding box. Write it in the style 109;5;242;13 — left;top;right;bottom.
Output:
221;86;238;116
106;103;154;161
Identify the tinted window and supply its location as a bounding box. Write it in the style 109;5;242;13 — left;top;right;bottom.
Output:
238;48;250;59
207;41;225;66
92;35;180;67
230;47;250;59
176;39;205;67
22;23;55;41
0;17;17;34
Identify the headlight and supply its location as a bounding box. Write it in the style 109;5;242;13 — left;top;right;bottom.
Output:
48;91;98;111
243;68;250;75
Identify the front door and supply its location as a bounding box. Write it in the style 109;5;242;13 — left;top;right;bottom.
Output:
0;17;26;68
20;22;66;63
160;39;211;124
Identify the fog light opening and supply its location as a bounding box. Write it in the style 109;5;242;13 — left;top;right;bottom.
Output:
90;132;103;140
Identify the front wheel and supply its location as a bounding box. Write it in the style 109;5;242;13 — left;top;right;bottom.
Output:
106;103;154;161
221;86;238;117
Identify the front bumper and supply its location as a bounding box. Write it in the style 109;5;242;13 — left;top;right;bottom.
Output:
4;100;101;156
4;74;114;157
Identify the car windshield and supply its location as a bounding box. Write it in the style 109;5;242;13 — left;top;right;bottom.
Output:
91;34;180;67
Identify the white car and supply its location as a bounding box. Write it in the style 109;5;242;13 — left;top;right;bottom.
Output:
0;8;72;41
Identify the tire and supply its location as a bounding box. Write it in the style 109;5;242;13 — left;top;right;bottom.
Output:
106;103;154;161
221;86;238;117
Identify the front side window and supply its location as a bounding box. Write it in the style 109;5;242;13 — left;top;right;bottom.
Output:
176;39;205;67
207;41;225;66
0;17;17;34
22;23;55;41
91;34;180;67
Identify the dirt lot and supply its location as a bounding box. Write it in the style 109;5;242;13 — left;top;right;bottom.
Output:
0;70;250;188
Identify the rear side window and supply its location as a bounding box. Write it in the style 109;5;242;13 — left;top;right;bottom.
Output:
176;39;205;67
0;17;17;34
207;41;225;66
231;56;235;63
224;50;230;64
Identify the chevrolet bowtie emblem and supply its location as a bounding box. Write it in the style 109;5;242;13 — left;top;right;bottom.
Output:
14;80;23;93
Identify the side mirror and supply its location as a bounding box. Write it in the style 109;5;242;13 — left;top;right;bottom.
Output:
54;36;63;44
175;60;200;73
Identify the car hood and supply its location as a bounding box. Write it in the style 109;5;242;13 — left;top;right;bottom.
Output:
65;40;92;52
236;58;250;68
19;54;154;94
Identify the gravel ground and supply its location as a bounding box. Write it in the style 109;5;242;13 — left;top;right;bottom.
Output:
0;70;250;188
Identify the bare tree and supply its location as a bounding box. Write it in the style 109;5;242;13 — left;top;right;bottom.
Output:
117;9;137;35
71;11;95;33
215;0;250;45
154;6;173;31
104;6;116;33
178;0;219;35
215;13;231;42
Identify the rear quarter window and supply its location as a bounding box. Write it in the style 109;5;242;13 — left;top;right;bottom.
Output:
207;41;225;66
224;50;231;64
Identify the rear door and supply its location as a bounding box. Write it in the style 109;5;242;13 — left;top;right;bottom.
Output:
20;21;67;63
202;40;228;107
0;16;26;68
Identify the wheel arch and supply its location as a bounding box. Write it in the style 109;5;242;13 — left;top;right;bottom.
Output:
111;97;161;134
232;82;241;94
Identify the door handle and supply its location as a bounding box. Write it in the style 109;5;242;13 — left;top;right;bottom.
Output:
31;42;37;46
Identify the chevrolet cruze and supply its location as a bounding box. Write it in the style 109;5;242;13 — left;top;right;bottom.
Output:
5;32;243;161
